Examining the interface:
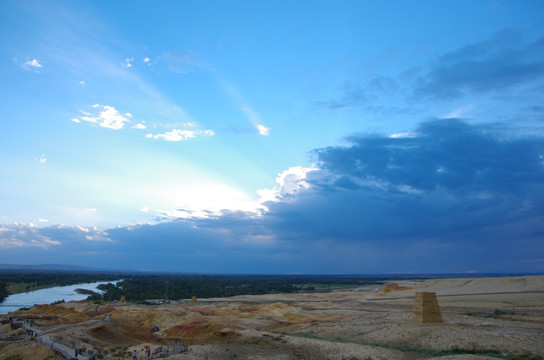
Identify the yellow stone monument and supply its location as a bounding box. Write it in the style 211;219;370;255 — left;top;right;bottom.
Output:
414;292;442;323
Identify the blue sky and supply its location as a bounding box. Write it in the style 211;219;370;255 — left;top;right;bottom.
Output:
1;0;543;274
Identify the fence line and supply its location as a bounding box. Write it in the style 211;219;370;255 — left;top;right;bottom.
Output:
37;334;89;360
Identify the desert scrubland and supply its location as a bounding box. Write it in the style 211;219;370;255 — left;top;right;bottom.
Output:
1;275;543;360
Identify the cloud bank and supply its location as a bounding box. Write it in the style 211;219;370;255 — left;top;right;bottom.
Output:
2;119;543;273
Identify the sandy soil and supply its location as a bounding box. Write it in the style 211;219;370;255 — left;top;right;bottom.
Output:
0;340;58;360
1;275;542;360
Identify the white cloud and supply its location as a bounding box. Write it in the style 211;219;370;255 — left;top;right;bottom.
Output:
79;80;85;85
222;82;269;136
75;225;90;233
40;238;61;246
86;231;112;242
21;58;43;71
156;209;205;220
397;184;423;194
0;223;60;249
146;128;214;141
242;106;271;135
258;166;317;203
276;166;316;195
124;57;134;68
389;131;416;138
256;124;270;136
133;123;146;130
72;104;131;130
147;129;196;141
143;57;150;64
442;104;474;119
202;129;215;136
27;59;42;68
72;225;112;242
38;154;47;164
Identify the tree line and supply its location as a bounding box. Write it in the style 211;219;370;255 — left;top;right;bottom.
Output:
0;270;392;304
96;274;386;302
0;282;8;302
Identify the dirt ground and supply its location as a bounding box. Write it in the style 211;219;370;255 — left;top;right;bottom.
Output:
0;340;58;360
1;275;543;360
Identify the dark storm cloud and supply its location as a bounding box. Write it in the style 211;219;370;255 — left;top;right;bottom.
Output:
314;119;543;193
264;119;542;261
413;30;544;99
244;119;543;272
2;119;543;273
312;119;543;232
192;118;542;272
102;216;290;273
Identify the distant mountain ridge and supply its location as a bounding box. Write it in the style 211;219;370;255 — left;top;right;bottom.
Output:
0;263;95;271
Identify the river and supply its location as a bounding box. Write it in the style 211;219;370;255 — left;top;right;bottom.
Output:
0;280;119;315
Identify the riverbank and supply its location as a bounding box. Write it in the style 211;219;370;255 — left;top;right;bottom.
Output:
6;282;52;294
0;281;120;315
0;270;124;300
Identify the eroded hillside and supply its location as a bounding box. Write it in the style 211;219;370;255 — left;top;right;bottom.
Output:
1;276;543;360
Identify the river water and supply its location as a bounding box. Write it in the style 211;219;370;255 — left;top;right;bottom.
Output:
0;280;118;315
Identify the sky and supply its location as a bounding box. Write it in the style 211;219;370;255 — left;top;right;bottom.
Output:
1;0;543;274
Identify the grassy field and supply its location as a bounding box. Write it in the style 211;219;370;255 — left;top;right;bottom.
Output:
6;282;50;294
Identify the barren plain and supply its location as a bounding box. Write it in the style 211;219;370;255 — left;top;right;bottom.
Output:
1;275;543;360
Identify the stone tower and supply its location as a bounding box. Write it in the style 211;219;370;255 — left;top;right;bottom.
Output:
414;292;442;323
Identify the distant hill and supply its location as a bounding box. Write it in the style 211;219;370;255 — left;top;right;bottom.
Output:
0;263;95;271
